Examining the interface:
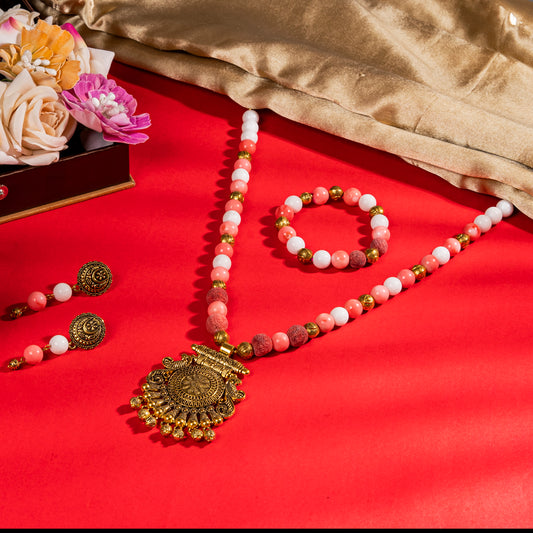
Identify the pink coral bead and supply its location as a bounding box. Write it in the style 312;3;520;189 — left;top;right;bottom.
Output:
343;187;361;206
445;237;462;256
278;225;296;243
331;250;349;269
210;266;229;283
370;285;389;304
27;291;47;311
316;313;335;333
421;254;439;274
344;299;363;319
463;222;481;241
219;220;238;236
214;242;234;258
372;226;390;241
23;344;44;364
397;269;416;289
239;139;256;154
275;204;295;221
225;199;243;214
312;186;329;205
271;332;290;352
230;180;248;194
207;301;227;316
234;158;251;172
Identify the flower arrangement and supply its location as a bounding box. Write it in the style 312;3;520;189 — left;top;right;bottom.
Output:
0;4;150;166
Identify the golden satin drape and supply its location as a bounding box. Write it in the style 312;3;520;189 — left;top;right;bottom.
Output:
30;0;533;218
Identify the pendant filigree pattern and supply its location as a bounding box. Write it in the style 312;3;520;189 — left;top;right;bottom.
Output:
130;344;249;442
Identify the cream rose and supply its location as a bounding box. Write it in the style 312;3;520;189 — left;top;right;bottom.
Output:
0;68;76;165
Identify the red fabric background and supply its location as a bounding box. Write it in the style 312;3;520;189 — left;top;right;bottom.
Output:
1;63;532;528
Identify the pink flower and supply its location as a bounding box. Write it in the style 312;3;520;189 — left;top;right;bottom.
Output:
61;73;150;144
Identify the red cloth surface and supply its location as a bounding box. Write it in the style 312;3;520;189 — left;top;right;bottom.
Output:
1;63;533;528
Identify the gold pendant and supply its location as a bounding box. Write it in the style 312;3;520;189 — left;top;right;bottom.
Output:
130;344;249;442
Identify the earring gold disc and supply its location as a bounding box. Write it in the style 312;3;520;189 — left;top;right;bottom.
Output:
69;312;106;350
77;261;113;296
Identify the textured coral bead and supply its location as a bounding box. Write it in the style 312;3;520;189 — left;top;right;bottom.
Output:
251;333;273;357
27;291;47;311
287;324;308;347
206;287;228;305
349;250;367;269
370;238;388;255
206;313;228;335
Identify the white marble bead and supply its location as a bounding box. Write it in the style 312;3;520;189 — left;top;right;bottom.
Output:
284;195;303;213
212;254;232;270
49;334;69;355
240;130;258;143
358;194;377;212
370;214;389;229
312;250;331;269
431;245;451;265
231;168;249;183
222;210;241;225
383;276;402;296
473;214;492;233
485;206;503;224
330;306;349;326
287;236;305;255
242;119;259;133
53;282;72;302
496;199;514;217
242;109;259;122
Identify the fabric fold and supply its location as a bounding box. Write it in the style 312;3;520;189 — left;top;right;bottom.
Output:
29;0;533;218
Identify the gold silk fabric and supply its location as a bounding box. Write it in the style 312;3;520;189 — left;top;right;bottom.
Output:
30;0;533;218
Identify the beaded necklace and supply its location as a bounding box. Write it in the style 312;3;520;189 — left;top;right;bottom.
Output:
130;109;514;443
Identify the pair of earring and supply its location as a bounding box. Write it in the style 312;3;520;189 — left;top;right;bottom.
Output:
6;261;111;371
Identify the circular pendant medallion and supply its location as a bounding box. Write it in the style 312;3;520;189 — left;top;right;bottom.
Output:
69;312;106;350
77;261;112;296
167;365;225;409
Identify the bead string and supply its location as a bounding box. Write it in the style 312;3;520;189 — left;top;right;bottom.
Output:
276;186;390;269
207;109;514;360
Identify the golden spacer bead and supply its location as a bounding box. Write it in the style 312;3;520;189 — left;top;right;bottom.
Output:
9;306;25;319
411;264;427;280
275;216;291;229
237;150;251;160
297;248;313;264
358;294;375;311
369;205;384;217
220;233;235;245
364;247;380;264
229;191;244;203
213;330;230;346
454;233;470;249
328;185;344;201
212;279;227;289
236;341;254;360
218;342;235;357
304;322;320;338
300;192;313;205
